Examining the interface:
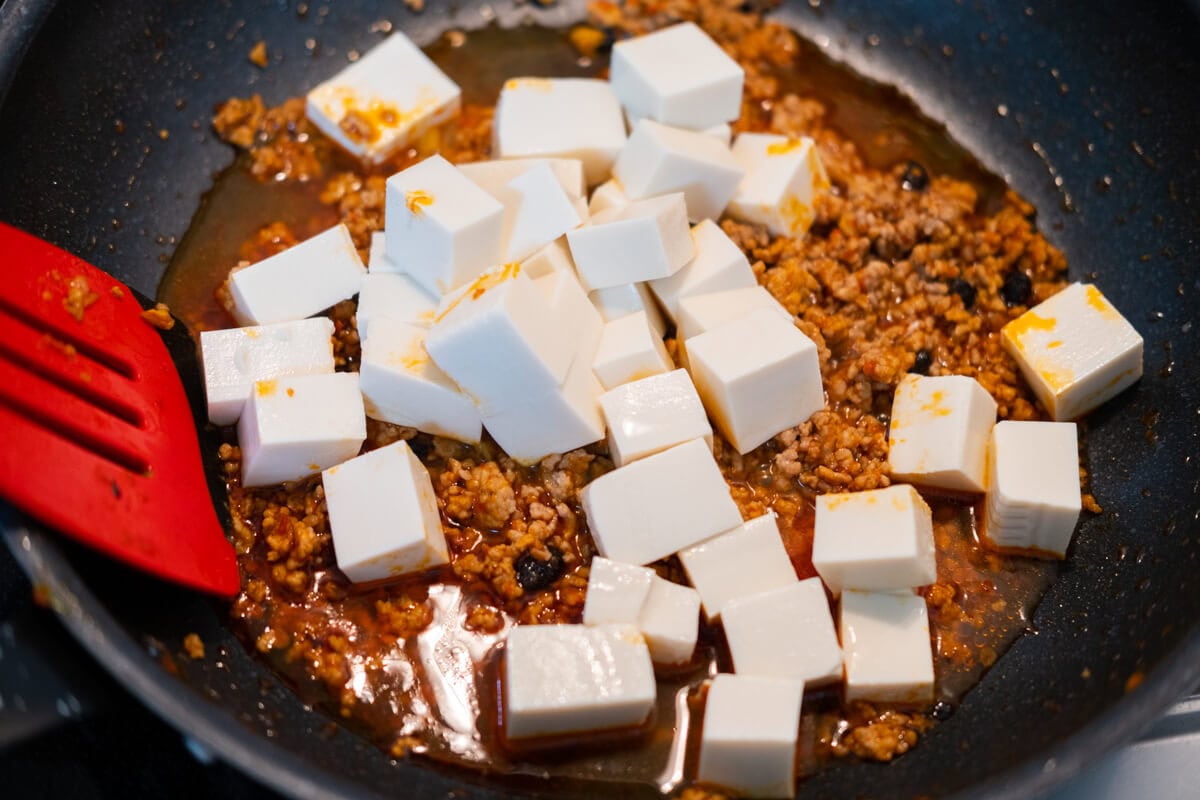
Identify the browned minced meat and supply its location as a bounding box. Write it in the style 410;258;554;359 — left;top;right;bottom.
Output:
206;0;1092;771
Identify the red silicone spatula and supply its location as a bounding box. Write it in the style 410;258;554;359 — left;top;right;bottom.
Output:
0;222;239;596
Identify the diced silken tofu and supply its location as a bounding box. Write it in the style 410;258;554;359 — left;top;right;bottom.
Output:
520;236;577;280
839;590;935;705
727;133;830;237
200;317;334;426
589;283;666;337
887;374;997;494
225;224;365;326
700;122;732;146
649;220;756;323
674;285;790;340
685;308;824;454
504;624;656;739
677;512;798;620
599;369;713;467
612;119;744;222
721;578;842;686
610;22;744;131
324;440;449;583
305;33;460;164
359;317;482;443
638;576;701;664
582;557;655;626
581;438;742;565
1001;282;1143;421
811;484;937;595
457;157;586;200
534;268;604;364
588;179;630;216
591;311;674;391
355;272;438;339
494;162;584;263
383;154;506;296
368;231;400;273
983;420;1081;557
568;194;695;290
237;373;366;488
697;674;804;799
493;78;627;185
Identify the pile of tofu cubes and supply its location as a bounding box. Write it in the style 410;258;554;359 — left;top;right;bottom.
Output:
196;20;1144;798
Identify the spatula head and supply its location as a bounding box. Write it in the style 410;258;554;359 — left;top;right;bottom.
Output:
0;222;239;596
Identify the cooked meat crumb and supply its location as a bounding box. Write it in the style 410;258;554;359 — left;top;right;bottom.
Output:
140;302;176;330
183;632;205;660
62;275;98;321
248;40;268;68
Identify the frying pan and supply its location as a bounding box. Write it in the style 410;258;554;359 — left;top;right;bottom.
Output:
1;0;1198;797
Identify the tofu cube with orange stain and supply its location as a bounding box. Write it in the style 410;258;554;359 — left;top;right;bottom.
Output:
674;285;790;341
599;369;712;468
305;33;461;164
811;484;937;595
237;373;366;488
697;674;804;800
591;311;674;391
1001;282;1143;421
590;282;666;337
727;133;830;237
610;22;744;131
581;438;743;565
225;224;365;326
638;576;701;665
588;179;630;216
582;557;656;627
493;78;627;185
504;624;656;740
355;272;438;339
685;308;823;454
567;193;694;290
612;119;744;222
384;154;506;297
839;590;935;705
984;420;1081;558
200;317;334;426
649;219;756;324
678;512;797;621
359;317;481;443
323;440;450;583
493;162;584;263
722;578;843;687
887;374;997;494
457;157;586;201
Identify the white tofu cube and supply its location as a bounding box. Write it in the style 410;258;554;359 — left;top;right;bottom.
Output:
324;440;449;583
599;369;713;467
305;33;460;165
494;162;584;262
722;579;842;686
588;179;630;216
698;674;803;800
237;373;366;488
355;272;438;339
200;318;334;426
535;269;604;362
678;512;797;620
728;133;830;237
581;438;742;565
384;154;505;296
359;318;482;443
226;224;365;326
367;231;400;273
984;420;1081;557
610;22;744;131
568;194;694;290
811;484;937;595
700;122;732;146
592;311;674;391
612;120;744;222
1001;282;1143;421
638;576;701;665
887;374;997;494
503;624;656;739
582;557;655;626
520;236;576;280
686;308;823;454
674;285;790;340
590;283;666;336
425;265;576;409
493;78;627;185
839;590;935;705
649;220;756;323
457;157;586;200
